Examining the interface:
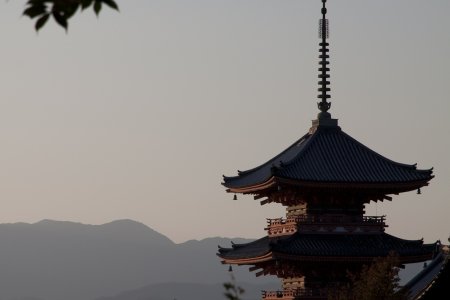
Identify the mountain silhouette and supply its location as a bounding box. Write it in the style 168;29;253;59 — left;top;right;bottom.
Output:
95;282;280;300
0;220;273;300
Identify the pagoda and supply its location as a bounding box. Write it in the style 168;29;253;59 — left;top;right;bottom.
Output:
218;1;438;299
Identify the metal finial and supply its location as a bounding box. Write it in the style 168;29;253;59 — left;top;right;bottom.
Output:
317;0;331;119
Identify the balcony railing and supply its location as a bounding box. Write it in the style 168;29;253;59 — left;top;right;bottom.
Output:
265;215;386;236
262;288;327;300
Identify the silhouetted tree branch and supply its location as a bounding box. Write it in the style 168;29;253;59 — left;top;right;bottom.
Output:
223;271;245;300
22;0;119;31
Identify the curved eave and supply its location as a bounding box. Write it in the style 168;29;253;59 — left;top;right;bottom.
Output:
222;132;315;189
219;252;274;265
225;176;277;193
276;177;433;192
226;176;433;194
272;252;434;264
220;251;434;266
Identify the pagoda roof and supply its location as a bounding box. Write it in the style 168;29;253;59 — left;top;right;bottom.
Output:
412;254;450;299
402;250;449;299
223;121;433;194
218;232;438;264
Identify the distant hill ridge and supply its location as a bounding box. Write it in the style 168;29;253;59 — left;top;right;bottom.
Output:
0;219;263;300
95;281;279;300
22;219;175;245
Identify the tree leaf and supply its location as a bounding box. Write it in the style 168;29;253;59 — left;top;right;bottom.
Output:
64;4;80;18
23;4;47;18
80;0;93;10
93;0;102;16
102;0;119;11
35;13;50;32
52;11;68;30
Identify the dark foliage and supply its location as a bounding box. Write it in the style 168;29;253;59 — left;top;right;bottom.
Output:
223;272;245;300
329;252;408;300
22;0;119;31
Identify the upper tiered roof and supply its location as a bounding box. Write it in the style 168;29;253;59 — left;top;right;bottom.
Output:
223;121;433;194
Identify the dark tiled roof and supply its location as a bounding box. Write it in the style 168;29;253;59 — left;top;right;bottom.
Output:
403;252;450;300
218;236;273;260
274;233;436;258
223;124;433;190
402;253;444;299
218;233;437;262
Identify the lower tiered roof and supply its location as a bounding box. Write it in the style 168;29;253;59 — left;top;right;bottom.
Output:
218;233;438;264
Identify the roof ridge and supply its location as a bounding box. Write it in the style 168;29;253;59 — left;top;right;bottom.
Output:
274;128;322;170
338;130;432;172
222;131;312;181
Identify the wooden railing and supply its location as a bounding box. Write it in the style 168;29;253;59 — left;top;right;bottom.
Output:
266;215;386;236
265;217;298;236
262;288;327;300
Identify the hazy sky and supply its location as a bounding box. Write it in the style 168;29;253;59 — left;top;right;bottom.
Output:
0;0;449;244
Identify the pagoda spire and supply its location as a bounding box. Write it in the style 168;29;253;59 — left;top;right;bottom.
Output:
317;0;331;119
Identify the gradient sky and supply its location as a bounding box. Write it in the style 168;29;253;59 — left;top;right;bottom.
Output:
0;0;449;244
